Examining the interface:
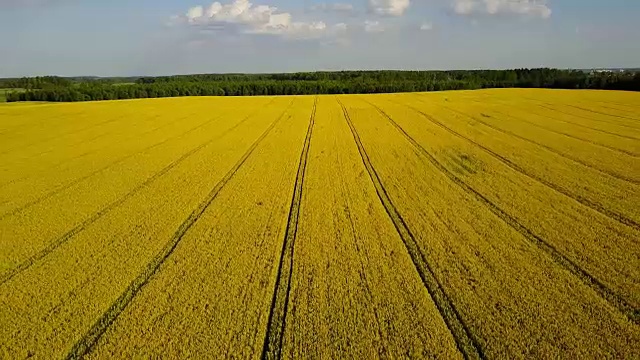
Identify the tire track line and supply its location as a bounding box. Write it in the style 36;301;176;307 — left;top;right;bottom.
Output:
461;95;640;135
0;116;208;220
0;112;132;157
14;114;160;161
481;106;640;156
0;109;88;138
526;106;640;140
383;99;640;231
526;100;640;131
568;104;640;122
367;101;640;325
0;115;164;189
261;97;317;360
596;102;640;111
339;154;388;356
0;108;206;189
0;99;278;221
65;100;291;360
0;101;286;286
337;98;485;360
439;105;640;185
599;104;640;115
3;111;167;165
531;108;640;141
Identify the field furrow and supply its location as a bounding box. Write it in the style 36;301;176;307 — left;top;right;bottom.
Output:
474;105;639;157
0;98;273;182
387;98;640;230
0;99;279;276
516;91;640;129
338;98;481;359
536;103;640;131
566;104;640;122
262;97;316;360
67;100;293;359
0;98;292;359
391;94;640;226
0;104;144;156
465;90;640;134
341;95;640;358
275;97;465;359
438;103;640;184
0;104;77;132
0;106;188;186
0;98;275;214
0;100;279;285
1;89;638;359
363;97;640;317
82;98;312;359
509;102;640;140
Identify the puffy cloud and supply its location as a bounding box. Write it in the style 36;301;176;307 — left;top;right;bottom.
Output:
364;20;385;33
311;3;354;13
186;6;204;21
368;0;410;16
335;23;349;32
420;22;433;31
452;0;552;19
182;0;343;39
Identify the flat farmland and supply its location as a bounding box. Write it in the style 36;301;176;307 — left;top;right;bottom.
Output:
0;89;639;359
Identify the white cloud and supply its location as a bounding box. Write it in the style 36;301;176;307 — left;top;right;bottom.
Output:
368;0;410;16
311;3;354;13
186;6;204;22
452;0;552;19
364;20;385;33
335;23;349;32
420;22;433;31
181;0;343;39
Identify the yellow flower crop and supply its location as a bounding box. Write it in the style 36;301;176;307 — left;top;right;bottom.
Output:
0;90;638;359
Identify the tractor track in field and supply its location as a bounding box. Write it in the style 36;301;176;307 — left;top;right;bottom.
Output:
368;101;640;326
385;99;640;231
600;103;640;121
0;111;133;157
0;101;286;286
523;105;640;141
0;98;273;188
567;104;640;122
337;98;485;360
475;106;640;157
0;109;89;137
64;101;292;360
1;111;169;166
460;95;640;138
339;161;390;356
0;111;192;189
596;104;640;117
18;114;158;160
526;100;640;131
261;97;317;360
596;102;640;112
0;99;279;221
440;105;640;185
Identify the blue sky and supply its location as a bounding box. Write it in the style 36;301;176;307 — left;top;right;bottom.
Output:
1;0;639;77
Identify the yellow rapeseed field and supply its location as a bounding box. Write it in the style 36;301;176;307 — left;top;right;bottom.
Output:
0;89;638;359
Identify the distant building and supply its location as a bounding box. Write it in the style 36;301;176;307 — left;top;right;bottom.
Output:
589;69;627;75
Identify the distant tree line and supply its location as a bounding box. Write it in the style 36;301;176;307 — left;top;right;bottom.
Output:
0;76;73;90
4;69;640;102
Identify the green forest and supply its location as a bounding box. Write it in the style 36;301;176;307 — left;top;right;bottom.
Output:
2;69;639;102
